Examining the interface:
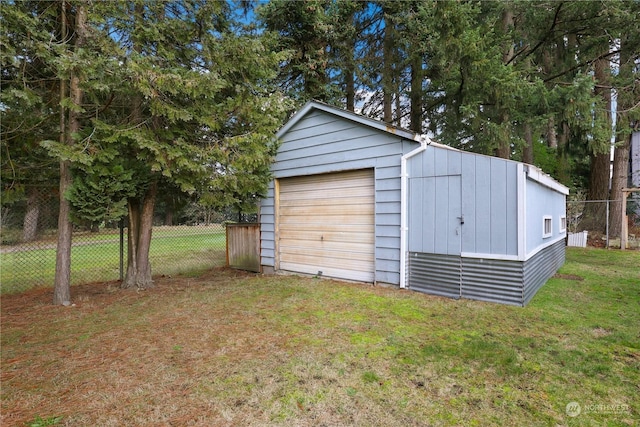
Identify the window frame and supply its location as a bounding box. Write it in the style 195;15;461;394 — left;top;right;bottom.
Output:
543;215;553;238
559;215;566;233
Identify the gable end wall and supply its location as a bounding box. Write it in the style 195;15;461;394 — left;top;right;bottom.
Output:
260;110;419;285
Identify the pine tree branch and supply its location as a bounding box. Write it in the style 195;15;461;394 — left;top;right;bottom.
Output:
543;49;621;83
507;2;564;66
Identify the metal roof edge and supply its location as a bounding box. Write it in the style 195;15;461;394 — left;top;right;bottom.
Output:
275;102;568;197
524;164;570;195
275;100;421;142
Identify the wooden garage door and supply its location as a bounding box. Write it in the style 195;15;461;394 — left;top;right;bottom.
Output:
277;169;375;282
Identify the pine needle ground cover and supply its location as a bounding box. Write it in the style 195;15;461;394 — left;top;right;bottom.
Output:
1;248;638;426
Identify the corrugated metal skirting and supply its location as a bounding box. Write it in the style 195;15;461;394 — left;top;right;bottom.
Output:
523;239;565;304
407;241;565;306
461;258;524;305
408;252;461;299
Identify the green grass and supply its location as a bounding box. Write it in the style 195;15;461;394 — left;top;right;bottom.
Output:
0;226;226;294
1;247;637;426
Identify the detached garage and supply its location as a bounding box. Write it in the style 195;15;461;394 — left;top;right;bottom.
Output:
260;101;568;306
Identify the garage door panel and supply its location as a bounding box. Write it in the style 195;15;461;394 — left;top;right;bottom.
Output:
280;239;374;257
279;262;374;282
280;176;372;191
280;248;373;266
280;210;374;226
280;171;373;192
277;223;374;235
279;195;373;207
278;169;375;282
280;191;374;205
279;231;375;245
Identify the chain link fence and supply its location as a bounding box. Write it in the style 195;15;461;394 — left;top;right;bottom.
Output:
1;187;255;295
566;195;640;249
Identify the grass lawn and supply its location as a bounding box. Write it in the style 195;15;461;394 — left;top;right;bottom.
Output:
0;226;226;294
1;247;638;426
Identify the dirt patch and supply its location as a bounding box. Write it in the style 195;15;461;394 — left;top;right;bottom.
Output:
591;327;612;338
1;268;268;426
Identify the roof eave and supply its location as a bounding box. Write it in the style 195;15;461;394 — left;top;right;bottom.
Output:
276;100;421;142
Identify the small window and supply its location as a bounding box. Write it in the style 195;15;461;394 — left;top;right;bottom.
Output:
559;216;566;233
543;216;552;238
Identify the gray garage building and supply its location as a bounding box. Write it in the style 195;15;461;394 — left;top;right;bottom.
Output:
259;101;569;306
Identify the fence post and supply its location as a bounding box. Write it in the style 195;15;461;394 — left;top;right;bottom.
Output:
606;199;610;248
119;218;124;281
621;191;628;250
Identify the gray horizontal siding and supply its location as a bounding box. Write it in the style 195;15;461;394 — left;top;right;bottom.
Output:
376;213;400;226
277;131;385;162
376;164;401;180
376;201;401;214
376;236;399;248
408;252;461;299
273;113;408;174
260;183;276;267
260;108;419;285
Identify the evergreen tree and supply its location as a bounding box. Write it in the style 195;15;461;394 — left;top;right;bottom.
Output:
1;1;62;241
258;0;334;103
3;0;290;298
84;0;291;289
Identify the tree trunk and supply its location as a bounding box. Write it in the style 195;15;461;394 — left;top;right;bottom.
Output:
54;159;73;305
582;152;610;233
54;1;86;305
53;0;70;306
345;20;356;112
494;123;511;159
22;187;40;242
555;120;572;184
382;8;394;124
164;205;174;226
522;122;534;164
122;2;155;290
345;66;355;112
541;39;557;149
582;46;613;233
501;7;515;63
546;116;558;149
409;54;423;133
609;36;633;238
609;134;631;237
122;181;157;289
494;5;515;160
